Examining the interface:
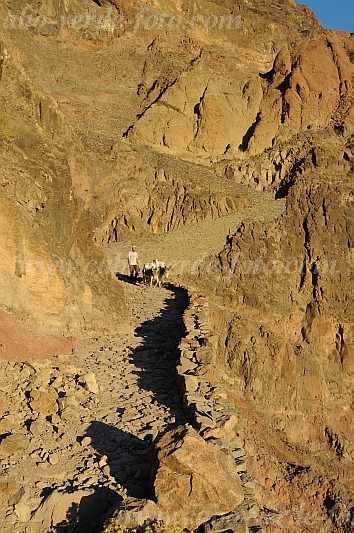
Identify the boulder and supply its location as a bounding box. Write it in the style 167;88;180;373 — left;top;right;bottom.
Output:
29;389;58;416
107;497;159;528
29;418;47;436
60;404;81;423
80;436;92;447
151;424;244;531
57;395;79;411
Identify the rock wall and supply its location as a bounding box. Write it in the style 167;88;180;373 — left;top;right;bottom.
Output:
176;292;262;531
177;289;354;531
212;170;354;441
93;155;250;244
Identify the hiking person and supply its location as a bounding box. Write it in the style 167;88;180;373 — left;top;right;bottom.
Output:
128;245;139;282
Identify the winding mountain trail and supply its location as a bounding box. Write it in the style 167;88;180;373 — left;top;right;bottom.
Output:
103;190;285;275
1;195;285;532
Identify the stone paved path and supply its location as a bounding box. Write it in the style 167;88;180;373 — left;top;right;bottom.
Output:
0;284;189;532
76;284;189;500
0;190;286;531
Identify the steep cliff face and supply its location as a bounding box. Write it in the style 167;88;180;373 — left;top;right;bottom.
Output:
124;1;322;162
218;30;354;192
198;166;354;529
214;169;353;438
0;1;129;340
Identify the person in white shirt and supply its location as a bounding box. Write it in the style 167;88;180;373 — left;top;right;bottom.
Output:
128;245;139;282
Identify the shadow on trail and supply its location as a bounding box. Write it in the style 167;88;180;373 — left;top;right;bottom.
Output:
51;480;120;533
115;272;140;284
51;422;150;532
131;284;190;423
51;285;190;533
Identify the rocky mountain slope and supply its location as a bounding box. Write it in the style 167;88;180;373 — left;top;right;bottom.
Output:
0;0;353;531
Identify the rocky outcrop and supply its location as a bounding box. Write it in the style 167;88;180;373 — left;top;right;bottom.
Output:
109;424;244;532
213;170;354;438
151;424;244;530
193;167;354;530
125;27;353;164
123;0;320;160
93;157;250;244
245;31;354;156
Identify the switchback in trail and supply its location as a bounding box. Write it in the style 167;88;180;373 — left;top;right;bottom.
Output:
103;190;285;272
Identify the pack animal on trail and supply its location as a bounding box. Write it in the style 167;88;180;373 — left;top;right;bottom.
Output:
142;260;170;287
155;264;170;287
142;263;155;286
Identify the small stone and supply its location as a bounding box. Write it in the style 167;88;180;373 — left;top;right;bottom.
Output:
60;404;80;422
48;453;59;465
223;414;238;433
102;465;111;477
202;427;226;440
29;389;58;416
265;477;275;489
82;372;99;394
4;514;16;525
0;434;29;455
80;436;92;447
98;455;108;468
248;504;260;519
232;448;245;459
195;413;216;432
184;375;199;393
236;462;246;473
231;436;243;448
0;480;25;505
29;418;47;436
30;451;42;462
0;418;13;435
57;395;79;412
51;413;61;425
177;358;197;374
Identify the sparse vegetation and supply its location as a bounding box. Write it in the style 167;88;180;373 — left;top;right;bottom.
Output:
145;523;182;533
102;519;183;533
349;50;354;63
102;523;133;533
